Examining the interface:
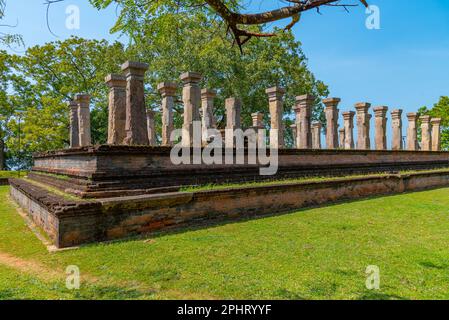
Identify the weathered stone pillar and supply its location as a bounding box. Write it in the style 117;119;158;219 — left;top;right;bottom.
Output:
406;113;419;151
250;112;264;146
373;106;388;150
431;118;442;151
290;124;297;148
323;98;340;149
293;107;301;149
157;82;177;146
342;111;355;150
338;128;345;149
122;61;150;145
146;110;158;146
295;94;314;149
201;88;217;144
106;74;127;145
420;115;432;151
180;72;202;147
225;97;242;148
75;94;91;147
355;102;371;150
266;86;285;149
391;109;403;151
68;100;79;148
311;121;322;149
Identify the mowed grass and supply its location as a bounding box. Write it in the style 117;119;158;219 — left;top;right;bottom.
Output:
0;171;26;179
1;185;449;300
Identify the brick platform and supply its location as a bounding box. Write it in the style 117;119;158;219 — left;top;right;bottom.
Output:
30;145;449;198
10;169;449;248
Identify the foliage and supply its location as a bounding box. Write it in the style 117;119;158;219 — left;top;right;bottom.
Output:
418;96;449;150
0;38;127;168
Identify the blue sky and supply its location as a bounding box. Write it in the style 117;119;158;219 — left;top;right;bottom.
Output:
2;0;449;143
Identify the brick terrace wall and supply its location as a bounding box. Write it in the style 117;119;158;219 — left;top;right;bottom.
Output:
10;170;449;248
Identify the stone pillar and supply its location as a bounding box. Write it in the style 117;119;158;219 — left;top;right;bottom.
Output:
406;113;419;151
311;121;322;149
342;111;355;150
201;89;217;144
431;118;442;151
225;97;242;148
290;124;297;148
420;115;432;151
146;110;158;146
391;109;403;151
266;86;285;149
373;106;388;150
250;112;264;146
68;100;79;148
157;82;177;146
323;98;340;149
295;94;314;149
122;61;150;145
105;74;127;145
180;72;202;147
75;94;91;147
355;102;371;150
338;128;345;149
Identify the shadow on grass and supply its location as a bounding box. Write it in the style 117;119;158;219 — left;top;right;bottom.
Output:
357;291;409;300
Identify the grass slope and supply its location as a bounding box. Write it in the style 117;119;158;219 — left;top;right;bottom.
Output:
1;185;449;300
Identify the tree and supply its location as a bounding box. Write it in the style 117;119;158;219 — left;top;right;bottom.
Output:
419;96;449;151
0;0;23;48
90;0;367;49
2;37;127;168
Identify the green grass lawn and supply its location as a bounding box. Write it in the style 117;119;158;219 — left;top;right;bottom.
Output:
0;171;27;179
1;185;449;300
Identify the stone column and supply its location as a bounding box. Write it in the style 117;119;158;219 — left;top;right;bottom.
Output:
266;86;285;149
311;121;322;149
406;113;419;151
0;137;4;170
391;109;403;151
122;61;150;145
342;111;355;150
201;89;217;144
146;110;158;146
157;82;177;146
75;94;91;147
355;102;371;150
68;100;79;148
293;107;301;149
338;128;345;149
180;72;202;147
295;94;314;149
373;106;388;150
420;115;432;151
290;124;297;148
225;97;242;148
105;74;127;145
431;118;442;151
250;112;264;146
323;97;340;149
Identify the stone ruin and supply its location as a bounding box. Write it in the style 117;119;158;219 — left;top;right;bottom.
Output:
68;62;443;153
7;60;449;248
